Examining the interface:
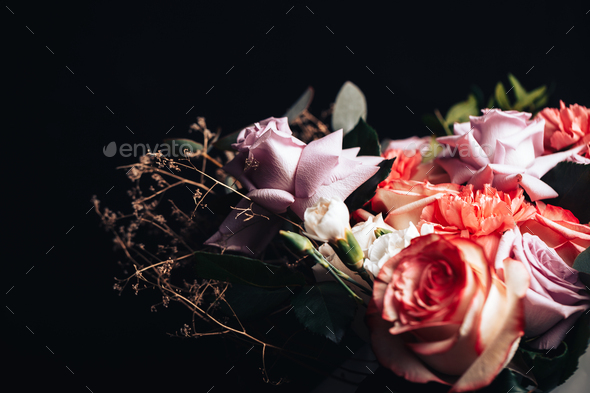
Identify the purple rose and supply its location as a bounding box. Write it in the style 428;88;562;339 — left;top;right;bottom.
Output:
206;117;383;254
495;228;590;350
436;109;584;201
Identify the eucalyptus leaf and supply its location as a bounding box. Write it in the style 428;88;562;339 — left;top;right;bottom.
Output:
213;128;244;151
332;81;368;134
193;251;305;289
220;284;291;320
573;247;590;288
291;282;357;343
342;118;381;157
513;85;547;111
345;158;393;213
161;138;203;158
284;87;314;124
540;162;590;223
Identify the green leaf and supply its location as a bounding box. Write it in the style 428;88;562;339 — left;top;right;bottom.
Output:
291;282;357;343
220;284;291;320
540;161;590;223
573;247;590;288
344;158;393;212
193;251;305;289
342;118;381;156
513;85;547;111
213;128;244;151
508;73;527;102
161;138;203;158
495;82;511;110
518;311;590;391
284;87;314;124
332;81;368;134
444;93;478;125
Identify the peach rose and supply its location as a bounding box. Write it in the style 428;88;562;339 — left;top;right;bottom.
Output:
367;234;530;392
538;101;590;152
370;180;462;230
520;201;590;266
380;148;422;183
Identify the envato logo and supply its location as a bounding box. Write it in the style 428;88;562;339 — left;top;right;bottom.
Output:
103;141;201;158
401;141;494;159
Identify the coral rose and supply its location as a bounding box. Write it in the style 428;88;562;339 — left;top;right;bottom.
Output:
367;234;530;392
520;201;590;266
538;101;590;152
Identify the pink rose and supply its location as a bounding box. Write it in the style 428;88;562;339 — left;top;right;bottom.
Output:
436;109;584;201
495;228;590;350
206;117;382;254
537;101;590;152
367;234;530;392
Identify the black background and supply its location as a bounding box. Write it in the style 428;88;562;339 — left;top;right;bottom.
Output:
3;1;589;392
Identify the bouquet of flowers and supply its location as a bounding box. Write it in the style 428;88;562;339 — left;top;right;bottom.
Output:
96;78;590;392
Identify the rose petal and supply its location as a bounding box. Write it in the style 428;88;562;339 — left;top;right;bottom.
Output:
246;188;295;213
